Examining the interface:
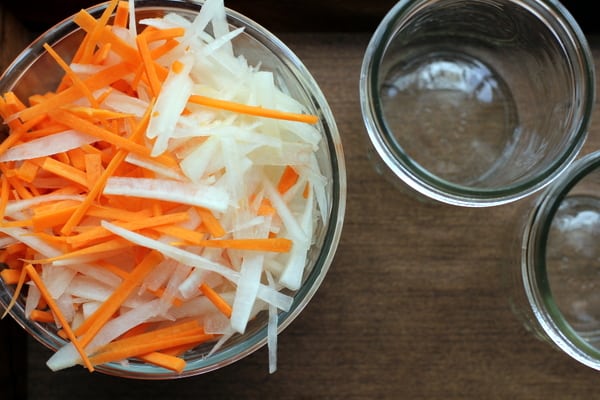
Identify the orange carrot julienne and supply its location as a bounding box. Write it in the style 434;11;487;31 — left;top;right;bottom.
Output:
188;94;319;124
0;175;9;220
42;43;99;109
199;283;232;318
113;1;130;28
136;33;162;97
29;238;133;264
29;309;55;323
39;157;88;188
137;351;187;373
77;0;120;65
0;268;21;285
196;207;225;238
277;165;299;194
190;238;292;253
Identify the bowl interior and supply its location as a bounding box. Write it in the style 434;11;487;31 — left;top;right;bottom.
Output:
0;0;345;378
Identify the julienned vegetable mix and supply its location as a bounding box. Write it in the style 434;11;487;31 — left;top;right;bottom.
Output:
0;0;329;374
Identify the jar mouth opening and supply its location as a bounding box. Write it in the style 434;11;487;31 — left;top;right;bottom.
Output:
523;152;600;370
359;0;595;207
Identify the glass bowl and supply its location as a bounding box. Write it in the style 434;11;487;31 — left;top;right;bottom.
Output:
0;0;346;379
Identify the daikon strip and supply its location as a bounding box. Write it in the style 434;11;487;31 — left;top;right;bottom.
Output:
103;177;229;213
124;153;186;181
230;254;263;333
0;130;98;162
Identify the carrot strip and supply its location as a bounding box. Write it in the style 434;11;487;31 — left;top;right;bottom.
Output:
135;33;162;97
196;207;225;238
42;43;99;108
39;157;88;187
23;264;94;372
1;266;28;318
113;1;130;29
0;175;9;220
191;238;292;253
67;106;133;120
277;165;299;194
29;238;132;265
18;62;132;122
84;153;103;190
152;224;207;244
78;0;120;64
199;283;232;318
29;309;55;323
76;250;164;347
137;351;186;373
0;268;21;285
73;10;140;63
188;94;319;124
16;160;41;183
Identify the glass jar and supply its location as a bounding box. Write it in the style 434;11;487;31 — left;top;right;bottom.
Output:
360;0;595;207
508;151;600;370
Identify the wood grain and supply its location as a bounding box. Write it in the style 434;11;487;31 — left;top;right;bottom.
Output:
2;3;600;400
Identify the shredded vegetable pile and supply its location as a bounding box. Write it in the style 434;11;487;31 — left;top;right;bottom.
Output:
0;0;327;374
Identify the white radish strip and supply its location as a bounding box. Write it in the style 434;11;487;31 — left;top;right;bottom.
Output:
279;188;314;290
102;90;149;117
69;63;106;75
167;295;216;319
56;293;76;325
201;27;244;57
66;276;150;309
147;55;193;136
0;227;62;258
24;282;41;318
127;0;137;37
64;263;122;288
101;222;293;311
206;327;236;358
263;179;308;242
266;271;278;374
204;311;231;334
0;130;98;162
230;254;263;333
103;177;230;213
42;265;77;299
82;301;101;320
158;262;191;314
124;153;186;181
0;236;17;248
141;259;177;293
178;268;208;299
180;136;219;182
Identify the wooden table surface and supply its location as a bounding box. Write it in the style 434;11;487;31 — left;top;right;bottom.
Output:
2;2;600;399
